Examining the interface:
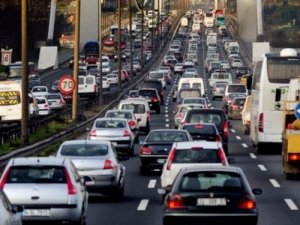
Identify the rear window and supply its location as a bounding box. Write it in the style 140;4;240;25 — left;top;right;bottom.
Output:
86;77;94;84
37;99;46;104
182;124;217;136
78;77;84;84
106;111;132;119
228;93;246;100
183;98;206;105
233;98;246;106
227;85;246;93
147;131;187;142
179;172;243;192
61;144;108;156
6;166;66;184
47;94;60;100
138;89;156;97
142;81;162;91
179;90;201;99
121;103;145;114
188;112;222;126
149;72;163;79
33;87;46;92
96;120;126;128
173;149;221;164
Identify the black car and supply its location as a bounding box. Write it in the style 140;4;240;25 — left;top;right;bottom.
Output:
180;108;229;155
236;66;250;79
140;80;164;105
162;166;262;225
139;129;192;174
137;88;161;114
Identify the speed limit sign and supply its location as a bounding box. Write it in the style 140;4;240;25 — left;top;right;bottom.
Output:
58;75;76;95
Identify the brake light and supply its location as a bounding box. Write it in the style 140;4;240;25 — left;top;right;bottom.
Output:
64;168;77;195
167;194;185;209
223;121;229;137
288;153;300;161
140;146;153;155
103;159;116;170
231;104;239;110
60;99;65;104
44;104;49;108
166;148;176;170
176;113;183;119
128;120;136;127
151;97;159;102
238;195;256;210
195;124;203;128
218;148;226;165
258;113;264;132
123;129;130;136
90;129;97;137
0;168;11;189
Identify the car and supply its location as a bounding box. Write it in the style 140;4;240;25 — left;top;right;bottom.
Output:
162;166;262;225
139;129;193;174
174;104;205;128
0;189;22;225
50;80;60;92
175;88;202;106
222;93;247;114
123;64;137;76
179;122;222;142
212;81;228;100
133;61;141;72
28;80;41;92
101;64;111;75
228;97;246;120
182;97;208;108
30;86;49;98
45;93;66;110
0;157;89;224
140;80;164;104
104;109;140;138
87;118;136;156
36;96;52;116
106;73;118;85
236;66;250;79
137;88;161;114
56;140;128;200
128;90;139;98
102;76;111;90
224;84;248;99
148;71;167;89
174;63;184;75
231;58;244;68
160;141;229;191
180;108;229;155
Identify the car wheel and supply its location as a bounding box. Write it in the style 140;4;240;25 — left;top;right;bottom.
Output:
113;184;125;201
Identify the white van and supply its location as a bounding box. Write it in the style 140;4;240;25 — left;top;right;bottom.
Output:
118;98;151;133
78;75;100;97
192;23;201;33
175;78;205;98
209;72;233;87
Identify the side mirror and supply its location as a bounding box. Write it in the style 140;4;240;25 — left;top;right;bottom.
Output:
252;188;263;195
275;88;281;102
12;205;24;214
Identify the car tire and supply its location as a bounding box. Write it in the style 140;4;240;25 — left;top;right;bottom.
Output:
113;184;125;201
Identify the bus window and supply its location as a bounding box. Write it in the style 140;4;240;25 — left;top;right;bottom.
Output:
267;58;300;83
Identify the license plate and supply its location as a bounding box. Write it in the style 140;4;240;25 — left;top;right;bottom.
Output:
197;198;226;206
86;181;95;185
157;158;166;164
23;209;50;217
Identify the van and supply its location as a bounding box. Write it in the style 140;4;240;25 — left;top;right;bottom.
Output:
177;77;205;96
78;75;100;97
209;72;233;88
118;98;151;134
148;71;166;89
224;84;248;99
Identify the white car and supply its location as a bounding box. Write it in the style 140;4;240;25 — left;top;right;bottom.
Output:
101;64;111;75
231;59;244;68
106;73;118;85
187;53;198;65
160;141;228;190
45;93;66;109
36;96;52;116
31;86;49;98
79;62;88;70
102;76;111;90
0;189;22;225
220;60;230;70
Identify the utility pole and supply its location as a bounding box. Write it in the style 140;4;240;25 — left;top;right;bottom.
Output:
47;0;57;45
141;0;145;75
257;0;264;40
128;0;133;82
157;0;160;49
117;0;122;92
72;0;80;121
99;0;103;103
21;0;29;144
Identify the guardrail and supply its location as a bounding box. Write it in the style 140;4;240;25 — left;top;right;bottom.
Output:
0;12;184;168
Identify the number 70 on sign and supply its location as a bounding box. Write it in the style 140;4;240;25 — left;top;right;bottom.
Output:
58;75;76;95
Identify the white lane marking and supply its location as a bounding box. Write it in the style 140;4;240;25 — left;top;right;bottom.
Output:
236;136;241;140
165;124;169;127
242;143;248;148
166;118;169;122
231;129;236;133
258;164;267;171
165;110;168;113
269;179;280;188
148;179;157;189
285;199;298;211
165;106;168;109
165;114;168;118
172;111;176;114
249;153;257;159
137;199;149;211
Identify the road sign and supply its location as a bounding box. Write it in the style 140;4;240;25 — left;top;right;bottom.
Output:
295;102;300;120
58;75;75;95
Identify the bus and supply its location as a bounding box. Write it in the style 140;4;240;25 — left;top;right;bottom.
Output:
250;48;300;152
0;80;38;123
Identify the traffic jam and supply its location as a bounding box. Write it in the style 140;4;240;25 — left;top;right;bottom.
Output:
1;6;300;225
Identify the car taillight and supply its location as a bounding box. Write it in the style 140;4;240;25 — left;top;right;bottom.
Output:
176;113;183;119
89;129;97;137
258;113;264;132
288;153;300;161
238;195;256;210
146;110;150;119
128;120;136;127
140;146;153;155
151;97;159;102
223;121;229;137
218;148;226;165
123;129;130;136
103;159;116;170
231;104;239;110
167;194;185;209
166;148;176;170
44;104;49;108
64;168;77;195
0;168;11;189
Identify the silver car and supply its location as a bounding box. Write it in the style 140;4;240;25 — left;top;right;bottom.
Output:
56;140;127;200
87;118;136;156
0;157;88;224
0;189;22;225
212;81;228;100
45;93;66;109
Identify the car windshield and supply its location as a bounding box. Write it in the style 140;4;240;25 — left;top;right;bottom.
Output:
179;171;243;192
95;120;126;128
189;113;222;126
6;166;67;184
173;149;221;164
106;111;132;119
61;144;108;156
147;131;187;142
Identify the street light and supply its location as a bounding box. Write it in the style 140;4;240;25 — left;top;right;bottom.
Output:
98;0;103;103
117;0;122;92
128;0;133;82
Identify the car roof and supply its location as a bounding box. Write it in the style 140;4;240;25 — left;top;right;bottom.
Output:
174;141;222;149
60;140;111;146
10;157;66;166
106;109;133;114
180;165;243;174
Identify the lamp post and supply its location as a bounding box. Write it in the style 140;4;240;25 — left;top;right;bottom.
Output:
117;0;122;92
141;0;144;74
128;0;133;82
98;0;103;103
21;0;29;144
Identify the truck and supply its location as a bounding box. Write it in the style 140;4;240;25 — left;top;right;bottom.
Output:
180;17;188;27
